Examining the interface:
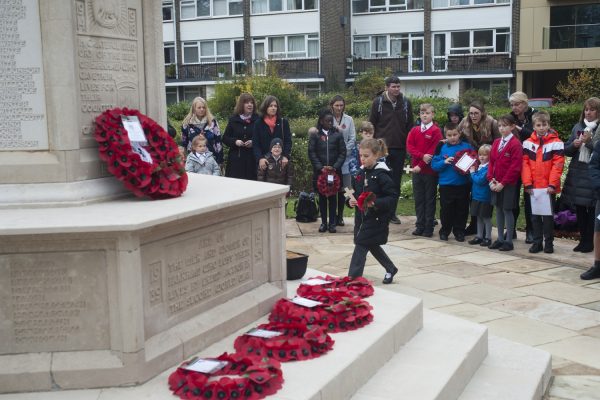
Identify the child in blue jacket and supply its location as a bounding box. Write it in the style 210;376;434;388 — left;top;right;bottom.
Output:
431;123;474;242
468;144;492;247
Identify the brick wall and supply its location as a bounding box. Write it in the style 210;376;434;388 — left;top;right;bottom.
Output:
319;0;350;90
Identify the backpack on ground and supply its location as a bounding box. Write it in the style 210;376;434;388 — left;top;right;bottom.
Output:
295;192;318;223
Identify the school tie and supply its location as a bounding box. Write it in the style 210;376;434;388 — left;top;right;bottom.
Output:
498;138;507;152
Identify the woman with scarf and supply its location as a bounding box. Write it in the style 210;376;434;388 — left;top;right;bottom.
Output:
561;97;600;253
223;93;259;180
253;95;292;172
181;97;223;165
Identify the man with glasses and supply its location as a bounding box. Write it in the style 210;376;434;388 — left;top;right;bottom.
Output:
369;76;414;224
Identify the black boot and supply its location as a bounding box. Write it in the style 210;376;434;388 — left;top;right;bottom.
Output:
525;229;534;244
581;262;600;280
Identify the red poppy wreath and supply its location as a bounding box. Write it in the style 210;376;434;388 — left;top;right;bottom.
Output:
296;276;374;301
168;352;283;400
316;169;341;197
452;148;479;175
233;322;334;362
94;107;188;199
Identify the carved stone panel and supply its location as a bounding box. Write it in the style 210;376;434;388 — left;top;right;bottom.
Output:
0;251;110;354
142;215;270;339
0;0;48;151
75;0;144;141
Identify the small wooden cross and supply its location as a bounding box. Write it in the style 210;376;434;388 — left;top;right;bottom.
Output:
344;187;356;202
403;165;413;174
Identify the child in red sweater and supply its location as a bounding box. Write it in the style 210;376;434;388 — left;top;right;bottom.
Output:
407;103;443;237
487;114;523;251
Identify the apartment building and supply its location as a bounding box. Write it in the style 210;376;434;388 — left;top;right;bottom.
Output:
517;0;600;97
162;0;515;103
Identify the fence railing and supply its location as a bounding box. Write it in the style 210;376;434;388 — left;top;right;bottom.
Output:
542;23;600;49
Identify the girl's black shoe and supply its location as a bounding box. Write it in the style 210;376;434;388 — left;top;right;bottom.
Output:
328;224;337;233
468;237;482;245
318;223;327;233
488;240;503;250
480;239;492;247
336;216;345;226
499;242;514;251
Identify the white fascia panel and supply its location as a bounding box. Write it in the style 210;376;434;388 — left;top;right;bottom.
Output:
163;23;175;42
352;11;425;35
250;12;320;36
431;5;511;31
180;18;244;41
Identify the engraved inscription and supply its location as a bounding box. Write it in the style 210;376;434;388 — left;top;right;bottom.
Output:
77;0;140;137
0;0;48;150
160;222;253;317
148;261;162;307
254;228;263;263
0;253;109;354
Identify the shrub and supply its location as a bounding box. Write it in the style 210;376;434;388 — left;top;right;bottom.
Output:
167;101;191;121
557;68;600;103
290;117;316;139
290;136;313;194
489;84;509;107
351;67;391;99
460;89;488;106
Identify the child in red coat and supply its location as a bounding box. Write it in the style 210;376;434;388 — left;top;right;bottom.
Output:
406;103;443;237
487;114;523;251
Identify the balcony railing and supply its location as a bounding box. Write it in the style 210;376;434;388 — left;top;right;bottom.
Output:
349;53;513;77
166;58;321;82
543;23;600;49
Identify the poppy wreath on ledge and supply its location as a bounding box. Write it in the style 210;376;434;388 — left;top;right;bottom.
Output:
168;352;283;400
233;322;334;362
268;297;373;333
316;169;341;197
296;276;374;300
94;107;188;199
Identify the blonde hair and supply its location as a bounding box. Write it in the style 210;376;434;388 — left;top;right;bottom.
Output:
509;91;529;105
478;144;491;155
532;110;550;124
183;97;214;126
191;134;207;147
419;103;435;113
360;138;388;158
359;121;374;133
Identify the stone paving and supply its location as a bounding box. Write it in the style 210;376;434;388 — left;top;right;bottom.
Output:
286;216;600;400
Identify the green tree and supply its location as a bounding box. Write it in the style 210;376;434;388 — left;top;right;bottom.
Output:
557;68;600;103
352;67;391;99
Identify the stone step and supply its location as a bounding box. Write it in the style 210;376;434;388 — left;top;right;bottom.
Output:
457;336;552;400
350;310;488;400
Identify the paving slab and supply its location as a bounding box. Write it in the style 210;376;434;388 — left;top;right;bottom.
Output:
482;258;556;273
398;272;473;292
435;303;511;324
587;282;600;290
539;336;600;370
389;238;449;250
483;316;578;346
285;220;303;237
448;251;521;265
423;261;501;278
486;296;600;331
530;266;597;287
418;244;480;257
548;376;600;400
580;301;600;312
470;271;549;288
382;283;463;309
580;325;600;339
364;263;426;279
0;391;102;400
516;281;600;305
435;283;525;305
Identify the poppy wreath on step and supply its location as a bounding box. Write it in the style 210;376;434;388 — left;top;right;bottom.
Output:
168;352;283;400
316;169;340;197
268;297;373;333
94;107;188;199
233;322;334;362
296;276;374;300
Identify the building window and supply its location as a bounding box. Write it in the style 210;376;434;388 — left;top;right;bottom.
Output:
352;0;423;14
183;40;235;63
162;1;174;21
263;34;319;58
295;83;321;97
446;29;510;54
183;86;205;102
252;0;317;14
353;33;422;58
166;87;178;105
180;0;242;19
432;0;508;8
164;42;175;64
548;3;600;49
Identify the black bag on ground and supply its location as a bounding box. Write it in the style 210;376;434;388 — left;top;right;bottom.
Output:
295;192;318;223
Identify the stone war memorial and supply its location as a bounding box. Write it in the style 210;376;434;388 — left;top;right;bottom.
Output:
0;0;287;393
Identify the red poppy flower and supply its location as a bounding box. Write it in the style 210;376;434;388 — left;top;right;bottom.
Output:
357;191;376;212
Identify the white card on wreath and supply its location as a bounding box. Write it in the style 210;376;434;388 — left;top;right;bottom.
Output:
182;358;228;374
291;296;322;308
121;115;147;143
302;278;331;286
245;328;282;338
455;153;477;173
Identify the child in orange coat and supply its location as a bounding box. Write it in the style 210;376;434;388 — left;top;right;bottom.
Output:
522;110;565;253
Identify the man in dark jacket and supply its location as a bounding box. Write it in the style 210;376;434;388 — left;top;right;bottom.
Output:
581;140;600;280
369;76;413;224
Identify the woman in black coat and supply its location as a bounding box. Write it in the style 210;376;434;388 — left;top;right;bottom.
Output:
562;97;600;252
223;93;259;180
308;109;346;233
252;96;292;172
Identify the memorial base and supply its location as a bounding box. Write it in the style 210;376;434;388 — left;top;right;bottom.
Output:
0;174;288;392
